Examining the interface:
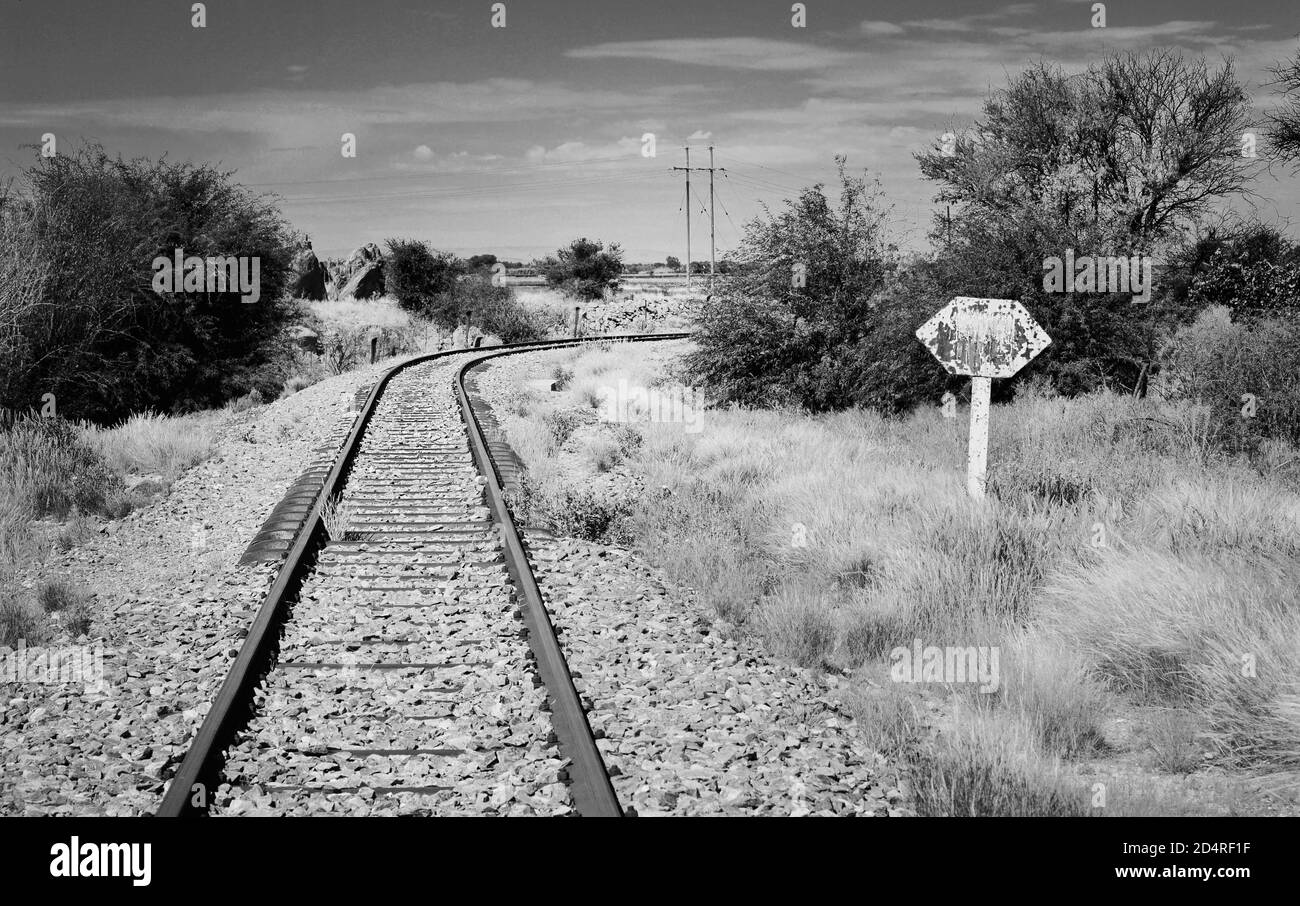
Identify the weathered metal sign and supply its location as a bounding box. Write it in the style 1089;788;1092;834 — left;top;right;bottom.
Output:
915;297;1050;378
916;297;1052;501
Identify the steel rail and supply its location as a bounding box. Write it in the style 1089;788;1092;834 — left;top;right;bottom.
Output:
156;331;688;817
455;335;685;816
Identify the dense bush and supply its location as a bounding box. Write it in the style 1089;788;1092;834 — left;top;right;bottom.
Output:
460;277;564;342
384;238;462;315
535;237;623;301
1182;225;1300;321
1161;307;1300;450
383;237;558;343
685;158;947;412
0;143;302;423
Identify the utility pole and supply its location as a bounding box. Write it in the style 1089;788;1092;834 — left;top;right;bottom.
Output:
709;146;718;290
672;145;724;292
672;147;692;289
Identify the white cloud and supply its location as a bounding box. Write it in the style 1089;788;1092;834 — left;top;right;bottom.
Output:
860;21;906;36
567;37;861;71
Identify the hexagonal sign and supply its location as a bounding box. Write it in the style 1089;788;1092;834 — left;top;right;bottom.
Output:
916;297;1051;378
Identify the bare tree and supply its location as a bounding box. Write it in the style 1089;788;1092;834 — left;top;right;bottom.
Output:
1267;46;1300;168
918;50;1255;253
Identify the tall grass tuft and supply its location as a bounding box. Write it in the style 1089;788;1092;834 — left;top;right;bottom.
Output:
81;411;217;479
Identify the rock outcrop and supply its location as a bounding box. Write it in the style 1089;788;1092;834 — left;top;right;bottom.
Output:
340;262;385;300
291;243;330;301
335;243;385;299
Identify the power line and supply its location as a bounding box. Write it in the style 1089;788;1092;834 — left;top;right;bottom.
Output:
715;152;823;186
247;150;642;189
280;169;661;205
714;176;744;243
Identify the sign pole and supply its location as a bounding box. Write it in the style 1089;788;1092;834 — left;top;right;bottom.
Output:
967;376;991;500
916;297;1051;505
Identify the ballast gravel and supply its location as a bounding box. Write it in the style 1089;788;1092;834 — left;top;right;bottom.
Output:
0;358;413;817
473;343;891;816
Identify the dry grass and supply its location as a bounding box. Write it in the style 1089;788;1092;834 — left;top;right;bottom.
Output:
322;496;354;542
81;411;219;480
0;409;219;585
489;340;1300;815
309;297;415;332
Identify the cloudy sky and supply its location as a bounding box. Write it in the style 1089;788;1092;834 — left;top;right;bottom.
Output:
2;0;1298;261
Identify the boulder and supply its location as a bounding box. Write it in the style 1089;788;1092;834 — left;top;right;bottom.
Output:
290;325;323;354
340;261;385;299
291;248;330;301
345;242;383;273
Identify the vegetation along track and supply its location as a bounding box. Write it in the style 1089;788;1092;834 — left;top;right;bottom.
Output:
156;334;688;817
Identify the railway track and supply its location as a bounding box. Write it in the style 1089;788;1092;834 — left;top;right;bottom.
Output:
156;334;686;817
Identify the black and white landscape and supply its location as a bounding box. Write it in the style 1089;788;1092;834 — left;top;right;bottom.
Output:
0;0;1297;856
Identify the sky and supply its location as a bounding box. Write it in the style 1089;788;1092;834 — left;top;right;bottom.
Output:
1;0;1299;261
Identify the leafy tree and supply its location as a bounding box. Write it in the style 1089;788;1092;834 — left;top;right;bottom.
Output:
467;253;498;269
535;238;624;300
916;51;1253;395
384;238;462;316
665;255;681;270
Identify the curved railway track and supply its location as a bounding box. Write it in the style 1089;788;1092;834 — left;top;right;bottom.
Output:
156;333;687;817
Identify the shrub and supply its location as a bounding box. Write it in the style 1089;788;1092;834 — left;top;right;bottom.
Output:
320;322;419;374
541;486;633;543
535;238;624;301
384;238;462;316
542;408;596;449
457;276;559;343
1183;224;1300;321
1161;306;1300;450
0;142;302;423
682;158;949;413
551;364;575;390
63;597;94;637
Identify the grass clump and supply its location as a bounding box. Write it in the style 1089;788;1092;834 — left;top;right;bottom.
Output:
0;414;120;520
36;579;86;613
81;411;217;480
0;594;49;647
907;712;1091;817
541;486;633;544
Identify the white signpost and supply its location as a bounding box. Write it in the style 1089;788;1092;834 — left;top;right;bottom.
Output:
916;297;1051;500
